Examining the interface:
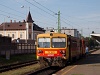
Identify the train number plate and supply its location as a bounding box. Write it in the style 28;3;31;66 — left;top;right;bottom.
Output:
48;54;54;56
45;51;57;54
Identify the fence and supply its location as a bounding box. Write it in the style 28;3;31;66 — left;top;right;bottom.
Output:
0;43;36;55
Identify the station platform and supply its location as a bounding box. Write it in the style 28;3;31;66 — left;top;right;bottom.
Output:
90;33;100;43
55;49;100;75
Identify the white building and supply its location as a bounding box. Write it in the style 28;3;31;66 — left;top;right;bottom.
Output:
45;27;81;38
0;11;45;42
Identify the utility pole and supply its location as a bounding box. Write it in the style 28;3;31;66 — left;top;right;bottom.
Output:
58;11;61;33
55;11;61;33
81;28;83;37
3;18;5;36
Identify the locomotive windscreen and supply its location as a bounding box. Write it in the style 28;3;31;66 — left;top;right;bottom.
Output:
52;37;66;48
38;38;50;48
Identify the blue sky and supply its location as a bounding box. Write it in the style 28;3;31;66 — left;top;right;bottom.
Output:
0;0;100;37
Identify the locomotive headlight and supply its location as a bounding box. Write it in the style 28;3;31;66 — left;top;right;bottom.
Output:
62;50;65;53
60;50;66;54
37;50;43;53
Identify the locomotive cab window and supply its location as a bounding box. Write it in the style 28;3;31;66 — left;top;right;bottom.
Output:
38;38;50;48
52;37;66;48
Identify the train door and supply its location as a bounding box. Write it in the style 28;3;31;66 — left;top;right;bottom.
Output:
67;35;72;62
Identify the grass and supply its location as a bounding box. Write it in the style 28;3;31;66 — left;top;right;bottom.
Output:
0;54;44;75
0;54;36;66
0;63;41;75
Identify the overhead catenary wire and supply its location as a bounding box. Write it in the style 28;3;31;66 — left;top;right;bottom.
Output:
15;0;57;27
25;0;57;19
0;0;96;33
0;1;55;26
0;0;81;29
0;13;20;21
0;2;27;22
0;9;24;19
0;0;54;26
25;0;74;28
0;3;25;16
32;0;100;30
32;0;84;28
61;16;81;27
32;0;56;14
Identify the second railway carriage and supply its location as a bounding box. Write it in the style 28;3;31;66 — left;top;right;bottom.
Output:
68;36;81;62
36;32;85;67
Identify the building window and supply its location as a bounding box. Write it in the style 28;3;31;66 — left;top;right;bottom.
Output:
12;34;14;38
34;33;37;40
8;34;10;37
20;34;22;38
29;26;31;29
29;34;31;39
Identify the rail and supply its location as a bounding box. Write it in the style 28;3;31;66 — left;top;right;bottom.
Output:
0;60;38;73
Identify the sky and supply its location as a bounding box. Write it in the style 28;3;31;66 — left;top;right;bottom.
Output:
0;0;100;37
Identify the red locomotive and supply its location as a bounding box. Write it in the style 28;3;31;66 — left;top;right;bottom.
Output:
36;32;86;67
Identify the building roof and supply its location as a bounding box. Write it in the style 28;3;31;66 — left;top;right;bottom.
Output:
0;21;26;30
26;11;34;23
90;34;100;37
33;23;45;32
90;33;100;42
0;21;45;32
0;11;45;32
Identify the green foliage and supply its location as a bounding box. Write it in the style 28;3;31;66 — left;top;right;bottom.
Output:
84;37;99;49
0;54;36;66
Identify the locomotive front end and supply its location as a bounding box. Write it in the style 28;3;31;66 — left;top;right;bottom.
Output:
36;33;68;67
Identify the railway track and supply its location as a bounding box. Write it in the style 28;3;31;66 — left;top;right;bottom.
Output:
26;49;98;75
0;49;97;74
27;66;61;75
0;60;38;73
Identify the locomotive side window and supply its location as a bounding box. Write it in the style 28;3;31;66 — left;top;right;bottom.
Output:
52;38;66;48
38;38;50;48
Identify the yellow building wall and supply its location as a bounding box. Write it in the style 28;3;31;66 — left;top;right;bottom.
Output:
0;30;26;40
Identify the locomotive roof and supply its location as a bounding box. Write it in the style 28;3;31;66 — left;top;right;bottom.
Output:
37;32;67;37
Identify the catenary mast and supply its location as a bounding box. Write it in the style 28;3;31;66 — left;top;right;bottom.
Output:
58;11;61;33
